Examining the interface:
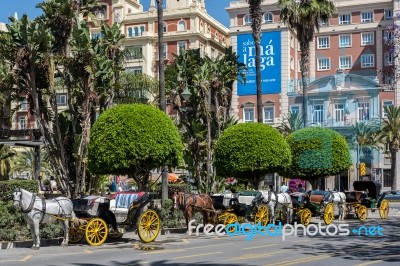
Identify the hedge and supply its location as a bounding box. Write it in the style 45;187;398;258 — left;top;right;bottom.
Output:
0;179;39;202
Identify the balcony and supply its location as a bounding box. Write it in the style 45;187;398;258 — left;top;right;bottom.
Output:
307;117;381;128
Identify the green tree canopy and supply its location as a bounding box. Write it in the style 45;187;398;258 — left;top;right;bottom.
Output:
214;123;291;189
284;127;352;187
88;104;183;190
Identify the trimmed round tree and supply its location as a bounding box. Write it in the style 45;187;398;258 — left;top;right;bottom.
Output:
214;123;292;189
284;127;352;188
88;104;183;190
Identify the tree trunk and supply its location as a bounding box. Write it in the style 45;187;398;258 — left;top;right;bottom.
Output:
391;149;397;190
250;1;263;123
157;0;168;205
299;42;310;127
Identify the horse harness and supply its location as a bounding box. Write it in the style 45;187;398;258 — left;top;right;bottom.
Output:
178;192;209;211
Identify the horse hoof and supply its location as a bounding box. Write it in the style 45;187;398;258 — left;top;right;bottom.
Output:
31;246;40;250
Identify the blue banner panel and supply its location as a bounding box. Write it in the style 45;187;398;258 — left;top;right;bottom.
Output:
237;31;281;95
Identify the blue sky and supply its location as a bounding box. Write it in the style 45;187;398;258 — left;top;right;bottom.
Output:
0;0;232;27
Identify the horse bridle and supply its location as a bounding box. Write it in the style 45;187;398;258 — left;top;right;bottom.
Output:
13;188;36;213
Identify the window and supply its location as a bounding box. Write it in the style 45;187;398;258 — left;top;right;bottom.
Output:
385;31;393;42
290;57;294;70
20;98;27;110
244;15;252;25
382;101;393;117
335;104;345;123
339;35;351;47
177;41;186;55
178;21;186;31
93;5;107;20
385;52;394;66
319;18;328;27
318;58;330;71
361;32;374;45
243;108;254;122
264;12;273;23
128;27;133;37
91;32;103;40
126;66;142;74
339;14;351;25
317;36;329;49
125;46;142;60
290;106;300;114
163;23;167;33
211;48;215;59
56;93;67;106
263;106;274;123
199;43;205;57
339;56;352;69
383;170;392;188
290;36;294;48
385;10;393;20
361;11;373;23
19;116;26;130
312;105;324;124
361;54;374;68
358;102;370;121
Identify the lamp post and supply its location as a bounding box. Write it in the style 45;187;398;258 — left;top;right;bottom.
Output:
181;87;191;101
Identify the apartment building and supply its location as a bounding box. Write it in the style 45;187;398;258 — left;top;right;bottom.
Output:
89;0;229;78
226;0;400;190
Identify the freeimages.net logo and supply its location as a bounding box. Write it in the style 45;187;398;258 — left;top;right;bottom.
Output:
188;220;384;241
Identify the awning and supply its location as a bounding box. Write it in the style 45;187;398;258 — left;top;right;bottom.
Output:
168;173;179;183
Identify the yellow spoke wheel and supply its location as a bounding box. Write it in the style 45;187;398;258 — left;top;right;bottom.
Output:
254;204;269;226
108;227;124;239
379;199;389;219
300;208;312;226
356;205;368;221
323;202;334;225
85;218;108;246
69;227;84;244
138;210;160;243
223;213;238;233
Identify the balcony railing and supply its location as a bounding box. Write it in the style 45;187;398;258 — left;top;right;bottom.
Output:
307;117;381;128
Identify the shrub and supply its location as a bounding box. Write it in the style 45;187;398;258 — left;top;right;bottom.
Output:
159;198;184;228
214;123;292;189
88;104;183;190
284;127;352;186
0;179;38;202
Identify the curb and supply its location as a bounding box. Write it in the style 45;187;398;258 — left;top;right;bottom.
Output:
0;238;63;250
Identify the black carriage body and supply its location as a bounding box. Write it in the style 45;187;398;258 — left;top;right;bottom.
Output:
351;181;385;208
212;192;257;218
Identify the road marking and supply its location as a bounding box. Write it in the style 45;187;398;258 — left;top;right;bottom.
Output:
138;249;184;255
243;243;278;250
353;254;400;266
83;249;93;254
173;251;222;260
181;239;189;243
185;243;233;250
266;254;331;266
225;250;289;261
19;255;33;262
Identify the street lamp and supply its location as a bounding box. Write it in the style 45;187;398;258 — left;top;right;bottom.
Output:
181;87;191;101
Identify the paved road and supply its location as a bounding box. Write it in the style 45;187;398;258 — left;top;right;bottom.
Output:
1;211;399;266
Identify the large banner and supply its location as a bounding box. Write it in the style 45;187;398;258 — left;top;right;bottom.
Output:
237;31;281;95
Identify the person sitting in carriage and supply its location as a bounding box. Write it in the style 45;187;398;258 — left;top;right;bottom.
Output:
298;184;306;206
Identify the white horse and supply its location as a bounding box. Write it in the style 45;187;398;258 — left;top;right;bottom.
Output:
13;188;76;249
328;191;346;220
257;191;293;224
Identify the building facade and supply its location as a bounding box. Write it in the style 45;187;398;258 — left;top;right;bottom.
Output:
226;0;400;191
89;0;230;79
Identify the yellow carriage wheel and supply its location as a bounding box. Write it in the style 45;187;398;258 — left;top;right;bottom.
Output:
300;208;312;226
254;204;269;226
223;213;238;233
108;227;124;239
356;205;368;221
138;210;160;243
69;227;84;244
323;202;334;225
379;199;389;219
85;218;108;246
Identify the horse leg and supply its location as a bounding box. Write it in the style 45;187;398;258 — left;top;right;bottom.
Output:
27;222;37;249
60;220;69;247
32;219;40;250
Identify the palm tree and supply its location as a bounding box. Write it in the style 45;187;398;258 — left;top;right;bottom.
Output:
0;144;16;180
278;0;336;127
277;111;304;137
10;148;54;179
381;106;400;190
246;0;263;123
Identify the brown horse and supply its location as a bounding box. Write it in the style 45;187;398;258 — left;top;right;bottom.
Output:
172;191;215;230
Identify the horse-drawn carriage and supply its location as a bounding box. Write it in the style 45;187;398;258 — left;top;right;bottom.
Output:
211;191;270;228
343;181;389;221
69;191;160;246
